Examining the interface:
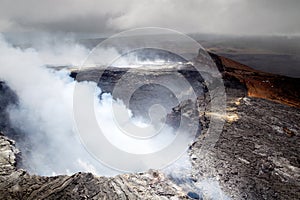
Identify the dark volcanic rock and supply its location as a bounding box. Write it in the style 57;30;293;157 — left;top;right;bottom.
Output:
187;191;201;199
0;82;18;134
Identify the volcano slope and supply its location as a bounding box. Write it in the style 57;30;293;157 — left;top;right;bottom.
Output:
0;52;299;200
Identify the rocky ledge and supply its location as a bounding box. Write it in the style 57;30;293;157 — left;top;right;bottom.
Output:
0;139;187;199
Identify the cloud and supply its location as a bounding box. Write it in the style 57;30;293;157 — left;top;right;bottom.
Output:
0;0;299;35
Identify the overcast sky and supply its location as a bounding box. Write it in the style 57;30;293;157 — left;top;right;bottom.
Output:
0;0;299;36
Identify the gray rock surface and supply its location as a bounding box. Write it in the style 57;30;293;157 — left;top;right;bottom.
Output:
0;133;189;199
0;133;19;176
190;92;300;200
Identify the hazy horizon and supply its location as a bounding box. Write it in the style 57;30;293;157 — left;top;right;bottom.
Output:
0;0;299;36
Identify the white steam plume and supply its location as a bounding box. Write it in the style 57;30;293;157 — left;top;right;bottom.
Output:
0;35;115;175
0;35;176;176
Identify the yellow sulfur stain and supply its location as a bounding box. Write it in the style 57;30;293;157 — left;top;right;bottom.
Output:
206;112;239;123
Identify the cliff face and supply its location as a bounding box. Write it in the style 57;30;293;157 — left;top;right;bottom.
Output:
0;52;299;199
209;53;300;108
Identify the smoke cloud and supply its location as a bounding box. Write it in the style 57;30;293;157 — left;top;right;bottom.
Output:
0;35;108;175
0;34;182;176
